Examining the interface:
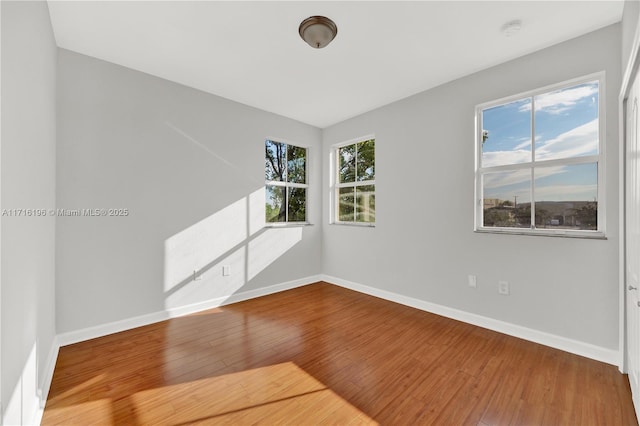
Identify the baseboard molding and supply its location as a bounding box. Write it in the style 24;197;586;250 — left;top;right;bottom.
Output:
322;275;619;366
34;273;617;426
32;335;60;425
57;275;321;347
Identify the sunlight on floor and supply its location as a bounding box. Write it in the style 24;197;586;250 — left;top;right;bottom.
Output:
43;362;376;424
126;362;376;424
43;398;113;424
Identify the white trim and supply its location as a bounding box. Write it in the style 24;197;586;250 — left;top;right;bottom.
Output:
264;136;311;149
57;275;320;347
265;139;309;223
476;72;604;112
331;134;376;150
475;73;606;236
618;3;640;375
322;274;618;366
331;136;376;225
32;274;619;425
32;336;60;425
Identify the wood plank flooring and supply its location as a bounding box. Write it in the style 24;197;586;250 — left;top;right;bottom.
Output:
42;282;638;425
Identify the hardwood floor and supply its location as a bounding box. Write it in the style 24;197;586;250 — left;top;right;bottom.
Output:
42;282;637;425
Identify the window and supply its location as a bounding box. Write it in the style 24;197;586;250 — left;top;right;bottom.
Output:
265;139;308;223
475;74;604;237
334;138;375;224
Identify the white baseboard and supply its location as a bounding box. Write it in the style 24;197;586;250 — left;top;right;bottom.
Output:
34;273;618;426
322;274;619;366
32;336;60;425
57;275;321;348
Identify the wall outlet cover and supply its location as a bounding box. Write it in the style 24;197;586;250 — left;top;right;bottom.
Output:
498;280;510;295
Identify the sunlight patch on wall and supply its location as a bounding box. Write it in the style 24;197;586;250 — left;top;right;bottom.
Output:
249;189;265;236
163;188;301;310
164;246;246;310
164;197;247;293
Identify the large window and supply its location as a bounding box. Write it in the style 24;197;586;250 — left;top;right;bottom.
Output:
475;74;604;237
334;138;375;224
265;139;308;223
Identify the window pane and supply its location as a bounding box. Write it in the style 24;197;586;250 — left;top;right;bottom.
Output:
338;145;356;183
482;169;531;228
481;98;532;168
287;187;306;222
266;185;286;222
356;185;375;223
287;146;306;184
534;163;597;230
265;140;286;182
338;187;354;221
535;81;599;162
356;140;375;182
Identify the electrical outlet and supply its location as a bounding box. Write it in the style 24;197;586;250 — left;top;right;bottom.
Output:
222;265;231;276
498;280;510;295
468;275;477;288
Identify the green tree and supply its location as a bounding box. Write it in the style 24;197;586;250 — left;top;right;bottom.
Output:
337;140;375;222
265;141;307;222
484;209;513;227
576;202;597;229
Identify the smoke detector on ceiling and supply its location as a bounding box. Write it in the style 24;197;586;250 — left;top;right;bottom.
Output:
501;20;522;37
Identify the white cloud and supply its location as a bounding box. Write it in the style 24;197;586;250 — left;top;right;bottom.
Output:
518;84;598;115
536;119;598;160
483;169;530;190
483;119;598;167
482;150;530;168
512;139;531;151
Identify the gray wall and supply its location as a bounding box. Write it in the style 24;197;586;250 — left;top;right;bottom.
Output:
322;24;621;350
1;1;57;423
56;49;322;333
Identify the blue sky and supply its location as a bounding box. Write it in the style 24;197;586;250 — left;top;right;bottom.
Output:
482;81;599;203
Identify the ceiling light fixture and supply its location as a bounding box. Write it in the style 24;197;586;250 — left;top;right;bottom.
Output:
299;16;338;49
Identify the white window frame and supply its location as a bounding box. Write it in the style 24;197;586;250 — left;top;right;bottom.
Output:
474;72;606;238
331;135;376;226
265;138;310;226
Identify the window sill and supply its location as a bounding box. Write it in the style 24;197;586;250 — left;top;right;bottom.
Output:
264;222;313;228
331;222;375;228
474;227;606;240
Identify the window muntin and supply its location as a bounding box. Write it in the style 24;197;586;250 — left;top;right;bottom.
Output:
476;75;603;236
265;140;308;223
335;138;375;224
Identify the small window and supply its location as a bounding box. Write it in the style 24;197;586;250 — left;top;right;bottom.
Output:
475;74;604;237
334;138;375;224
265;139;308;223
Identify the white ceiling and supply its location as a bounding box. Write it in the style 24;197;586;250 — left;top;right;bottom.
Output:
47;1;624;128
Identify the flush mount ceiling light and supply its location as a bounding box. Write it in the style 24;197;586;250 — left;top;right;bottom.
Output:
299;16;338;49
